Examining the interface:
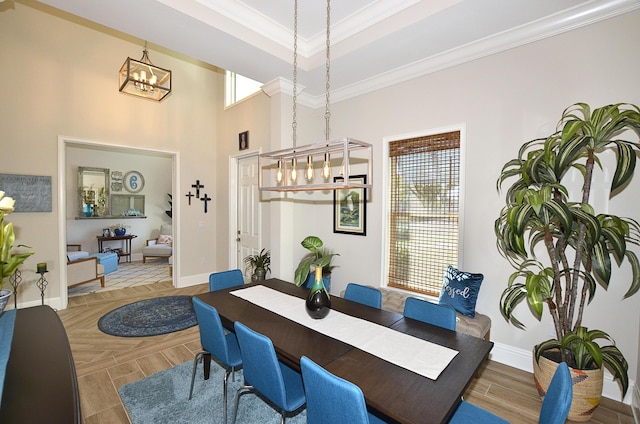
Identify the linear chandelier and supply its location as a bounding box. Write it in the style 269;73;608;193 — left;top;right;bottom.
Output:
119;42;172;101
258;0;372;192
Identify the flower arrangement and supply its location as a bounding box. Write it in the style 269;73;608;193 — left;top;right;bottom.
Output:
0;191;34;289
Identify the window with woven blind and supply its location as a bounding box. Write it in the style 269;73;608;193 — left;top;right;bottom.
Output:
387;131;460;296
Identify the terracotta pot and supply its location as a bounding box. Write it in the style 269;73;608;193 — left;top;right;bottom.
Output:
533;351;603;422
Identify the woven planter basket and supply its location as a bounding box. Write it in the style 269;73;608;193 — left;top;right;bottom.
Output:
533;352;603;422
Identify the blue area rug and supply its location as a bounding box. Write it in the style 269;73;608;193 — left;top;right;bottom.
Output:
98;296;197;337
119;360;306;424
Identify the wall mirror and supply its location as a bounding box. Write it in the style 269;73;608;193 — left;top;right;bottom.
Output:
78;167;110;218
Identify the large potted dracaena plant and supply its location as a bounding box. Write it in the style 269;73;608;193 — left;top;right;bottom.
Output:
495;103;640;421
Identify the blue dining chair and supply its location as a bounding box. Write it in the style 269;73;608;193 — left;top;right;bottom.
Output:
233;321;306;424
344;283;382;309
449;362;572;424
190;297;243;424
403;296;457;330
209;269;244;292
300;356;387;424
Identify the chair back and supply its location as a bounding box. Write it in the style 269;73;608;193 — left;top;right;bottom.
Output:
539;362;572;424
344;283;382;309
209;269;244;292
301;356;370;424
192;297;241;367
403;297;457;330
234;321;289;407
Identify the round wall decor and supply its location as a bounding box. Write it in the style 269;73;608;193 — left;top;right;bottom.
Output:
123;171;145;193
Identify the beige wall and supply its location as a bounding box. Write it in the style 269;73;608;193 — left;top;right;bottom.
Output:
1;2;223;306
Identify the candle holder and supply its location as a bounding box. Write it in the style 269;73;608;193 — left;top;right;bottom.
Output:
36;270;48;306
8;268;23;309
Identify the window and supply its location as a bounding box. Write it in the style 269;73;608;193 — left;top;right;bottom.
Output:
225;71;262;107
387;130;461;296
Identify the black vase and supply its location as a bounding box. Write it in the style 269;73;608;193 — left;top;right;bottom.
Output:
305;267;330;319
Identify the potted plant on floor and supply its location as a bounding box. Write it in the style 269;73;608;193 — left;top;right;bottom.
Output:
243;248;271;282
294;236;339;290
495;103;640;421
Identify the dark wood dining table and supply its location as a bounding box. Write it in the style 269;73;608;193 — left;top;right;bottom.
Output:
196;278;493;424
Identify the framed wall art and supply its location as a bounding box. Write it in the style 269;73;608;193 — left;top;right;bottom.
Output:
333;175;367;236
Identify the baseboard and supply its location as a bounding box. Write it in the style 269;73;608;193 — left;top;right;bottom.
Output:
633;383;640;424
491;341;634;405
176;273;210;288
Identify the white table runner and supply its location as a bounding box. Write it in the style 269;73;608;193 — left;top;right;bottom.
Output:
230;285;458;380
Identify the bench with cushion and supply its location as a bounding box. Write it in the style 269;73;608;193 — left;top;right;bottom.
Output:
378;288;491;340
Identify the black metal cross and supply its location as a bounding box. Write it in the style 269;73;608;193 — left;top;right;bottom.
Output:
185;191;195;205
192;180;205;198
201;193;212;213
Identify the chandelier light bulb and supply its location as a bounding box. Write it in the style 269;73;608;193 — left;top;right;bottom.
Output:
290;157;298;183
322;152;331;180
276;160;283;184
305;156;314;181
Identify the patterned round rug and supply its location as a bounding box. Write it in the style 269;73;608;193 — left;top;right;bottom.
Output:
98;296;197;337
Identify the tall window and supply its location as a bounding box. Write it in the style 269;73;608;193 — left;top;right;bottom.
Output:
225;71;262;107
387;130;461;296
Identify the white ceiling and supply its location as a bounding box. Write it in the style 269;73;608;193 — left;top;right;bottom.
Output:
37;0;639;105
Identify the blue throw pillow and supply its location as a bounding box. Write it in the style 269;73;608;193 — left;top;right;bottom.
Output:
438;265;483;318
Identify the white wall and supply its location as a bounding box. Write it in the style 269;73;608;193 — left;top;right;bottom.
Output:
257;10;640;403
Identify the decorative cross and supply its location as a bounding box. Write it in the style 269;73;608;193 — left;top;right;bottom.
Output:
185;191;195;205
192;180;205;198
201;193;212;213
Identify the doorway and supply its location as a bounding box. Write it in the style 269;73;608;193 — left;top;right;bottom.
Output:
58;136;177;309
230;154;261;277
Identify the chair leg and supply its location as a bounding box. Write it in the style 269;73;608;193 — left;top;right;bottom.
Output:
232;385;254;424
223;369;231;424
188;352;204;400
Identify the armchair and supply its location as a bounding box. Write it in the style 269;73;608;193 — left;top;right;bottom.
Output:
66;244;104;288
142;224;173;263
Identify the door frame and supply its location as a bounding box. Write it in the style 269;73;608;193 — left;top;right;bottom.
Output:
228;150;261;270
58;136;179;310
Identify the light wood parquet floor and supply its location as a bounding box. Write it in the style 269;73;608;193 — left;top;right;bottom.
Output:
57;281;634;424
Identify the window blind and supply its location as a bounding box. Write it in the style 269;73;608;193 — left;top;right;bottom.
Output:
388;131;460;296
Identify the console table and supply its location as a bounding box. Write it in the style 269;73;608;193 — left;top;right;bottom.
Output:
97;234;137;263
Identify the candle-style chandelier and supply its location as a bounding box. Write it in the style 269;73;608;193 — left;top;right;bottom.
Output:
259;0;372;192
119;42;172;101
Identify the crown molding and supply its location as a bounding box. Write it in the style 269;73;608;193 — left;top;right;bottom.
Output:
305;0;640;107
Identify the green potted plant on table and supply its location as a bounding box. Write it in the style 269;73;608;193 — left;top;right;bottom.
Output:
0;191;35;312
495;103;640;421
294;236;339;290
244;248;271;282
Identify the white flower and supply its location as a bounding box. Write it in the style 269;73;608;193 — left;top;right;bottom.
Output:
0;191;15;214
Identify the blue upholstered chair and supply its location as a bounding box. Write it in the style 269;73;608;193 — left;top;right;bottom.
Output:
209;269;244;292
449;362;572;424
403;296;457;330
344;283;382;309
539;362;573;424
233;321;306;424
300;356;387;424
190;297;243;424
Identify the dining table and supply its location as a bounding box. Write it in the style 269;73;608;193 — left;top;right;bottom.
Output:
195;278;493;424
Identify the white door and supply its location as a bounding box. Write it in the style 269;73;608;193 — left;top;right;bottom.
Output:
237;155;260;278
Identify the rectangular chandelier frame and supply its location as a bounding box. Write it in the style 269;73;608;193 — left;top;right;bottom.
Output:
259;137;373;192
119;57;172;101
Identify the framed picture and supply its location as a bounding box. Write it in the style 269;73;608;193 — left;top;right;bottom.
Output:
333;175;367;236
123;171;145;193
102;228;110;237
239;130;249;150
